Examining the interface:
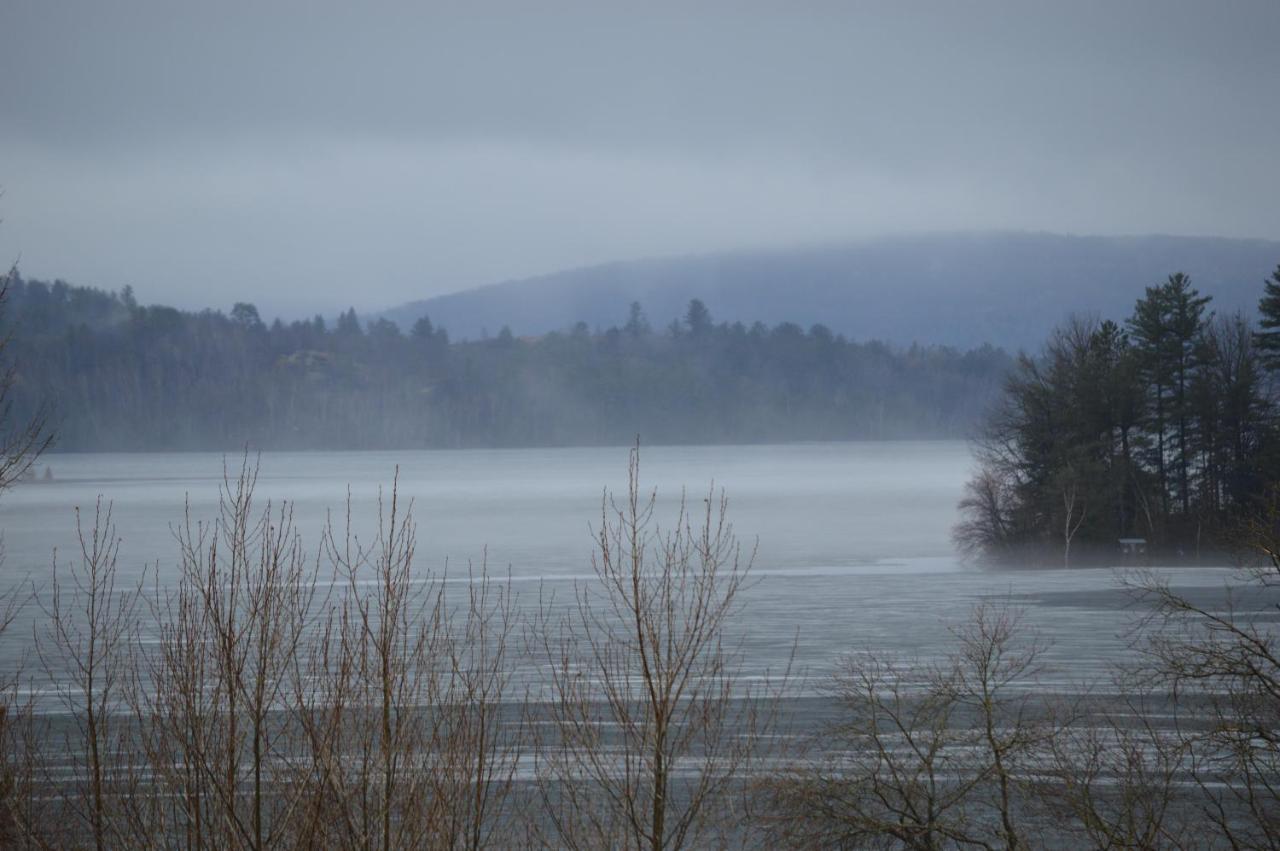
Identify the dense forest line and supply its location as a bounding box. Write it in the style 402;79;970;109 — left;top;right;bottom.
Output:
957;265;1280;563
4;275;1010;451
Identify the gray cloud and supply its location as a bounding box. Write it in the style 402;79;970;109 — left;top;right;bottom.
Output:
2;0;1278;318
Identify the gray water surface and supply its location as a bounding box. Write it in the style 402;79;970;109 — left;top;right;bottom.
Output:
0;441;1246;693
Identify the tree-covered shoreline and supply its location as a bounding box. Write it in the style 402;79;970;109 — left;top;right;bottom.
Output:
6;276;1010;452
958;265;1280;565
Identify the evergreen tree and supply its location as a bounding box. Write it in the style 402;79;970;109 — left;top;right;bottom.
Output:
624;301;649;337
685;299;712;336
1255;265;1280;371
411;315;435;339
230;302;263;328
1163;274;1212;516
1128;274;1211;518
963;273;1277;564
336;307;362;336
1128;284;1173;518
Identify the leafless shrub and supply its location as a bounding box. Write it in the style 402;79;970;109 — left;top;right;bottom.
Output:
953;468;1016;561
0;455;524;850
532;445;771;850
760;602;1053;850
132;456;322;849
297;474;523;850
34;499;142;850
1044;688;1202;850
1124;567;1280;844
0;583;36;847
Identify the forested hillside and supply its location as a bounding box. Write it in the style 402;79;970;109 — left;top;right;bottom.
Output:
5;276;1011;451
958;265;1280;563
380;232;1280;350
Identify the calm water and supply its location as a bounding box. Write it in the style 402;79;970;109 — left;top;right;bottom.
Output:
0;441;1246;693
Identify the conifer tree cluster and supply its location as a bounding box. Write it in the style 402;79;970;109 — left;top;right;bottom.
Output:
958;266;1280;563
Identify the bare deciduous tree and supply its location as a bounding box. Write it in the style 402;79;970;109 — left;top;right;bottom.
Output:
953;468;1016;560
1125;524;1280;848
0;458;525;849
136;457;322;849
298;473;522;850
1045;689;1201;849
1061;470;1086;569
37;500;142;850
533;445;768;850
761;603;1053;850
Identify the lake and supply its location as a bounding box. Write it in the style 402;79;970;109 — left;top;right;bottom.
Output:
0;440;1246;695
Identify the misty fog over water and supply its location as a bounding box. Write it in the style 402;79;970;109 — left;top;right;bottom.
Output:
0;441;1245;695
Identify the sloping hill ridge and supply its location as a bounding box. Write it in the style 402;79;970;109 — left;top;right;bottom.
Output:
380;232;1280;350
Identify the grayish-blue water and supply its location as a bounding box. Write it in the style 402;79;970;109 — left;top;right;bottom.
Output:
0;441;1245;694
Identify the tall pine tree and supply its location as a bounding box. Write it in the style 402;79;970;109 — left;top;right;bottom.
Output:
1128;274;1210;519
1255;265;1280;371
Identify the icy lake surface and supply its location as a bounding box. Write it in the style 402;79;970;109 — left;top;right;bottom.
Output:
0;441;1247;693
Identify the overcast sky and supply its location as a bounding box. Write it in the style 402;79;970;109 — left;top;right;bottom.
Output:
2;0;1278;318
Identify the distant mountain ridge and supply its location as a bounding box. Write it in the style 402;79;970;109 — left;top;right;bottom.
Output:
378;232;1280;350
